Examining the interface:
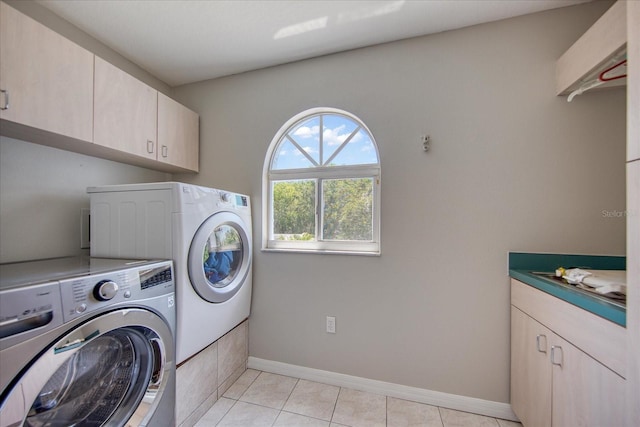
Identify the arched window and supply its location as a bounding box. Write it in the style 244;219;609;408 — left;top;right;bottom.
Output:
262;107;381;255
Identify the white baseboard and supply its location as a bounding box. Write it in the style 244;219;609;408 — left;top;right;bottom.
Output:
248;357;519;422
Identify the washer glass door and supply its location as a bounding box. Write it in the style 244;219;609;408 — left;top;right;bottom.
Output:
25;328;152;427
8;308;173;427
188;212;251;303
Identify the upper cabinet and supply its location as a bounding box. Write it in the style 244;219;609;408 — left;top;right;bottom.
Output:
94;57;158;161
0;2;199;173
556;1;627;96
629;1;640;162
158;93;199;172
0;1;93;142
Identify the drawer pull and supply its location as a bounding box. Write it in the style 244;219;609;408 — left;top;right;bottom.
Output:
536;334;547;353
551;345;563;367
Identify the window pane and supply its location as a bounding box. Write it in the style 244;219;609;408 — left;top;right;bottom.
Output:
328;129;378;166
322;114;359;165
266;108;381;254
272;179;316;241
272;139;316;170
289;116;320;165
322;178;373;241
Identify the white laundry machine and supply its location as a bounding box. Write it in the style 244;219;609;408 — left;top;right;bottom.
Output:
88;182;252;364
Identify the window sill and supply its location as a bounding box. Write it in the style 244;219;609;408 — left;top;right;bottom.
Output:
261;247;381;257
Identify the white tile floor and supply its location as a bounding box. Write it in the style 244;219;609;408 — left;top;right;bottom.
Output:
194;369;522;427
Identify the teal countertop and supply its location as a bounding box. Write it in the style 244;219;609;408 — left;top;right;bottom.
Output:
509;252;626;327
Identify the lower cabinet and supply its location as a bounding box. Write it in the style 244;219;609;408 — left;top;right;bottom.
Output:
511;305;626;427
550;331;626;427
511;306;552;427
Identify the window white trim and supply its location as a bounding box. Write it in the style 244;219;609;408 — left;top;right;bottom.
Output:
262;107;381;255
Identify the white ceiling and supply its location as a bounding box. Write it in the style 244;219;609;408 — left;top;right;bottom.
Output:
36;0;590;87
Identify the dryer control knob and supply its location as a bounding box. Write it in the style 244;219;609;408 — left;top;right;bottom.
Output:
220;192;230;202
94;280;119;301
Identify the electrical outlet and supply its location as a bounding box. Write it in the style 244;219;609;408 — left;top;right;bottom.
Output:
80;208;90;249
326;316;336;334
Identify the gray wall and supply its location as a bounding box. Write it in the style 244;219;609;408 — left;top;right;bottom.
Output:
0;137;169;263
172;1;626;403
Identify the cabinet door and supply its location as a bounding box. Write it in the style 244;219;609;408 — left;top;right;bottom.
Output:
0;2;93;141
511;306;552;427
157;92;199;172
94;56;157;159
551;335;626;427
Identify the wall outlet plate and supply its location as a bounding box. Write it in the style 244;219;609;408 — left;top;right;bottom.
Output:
326;316;336;334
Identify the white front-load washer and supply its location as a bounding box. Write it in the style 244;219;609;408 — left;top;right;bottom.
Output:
88;182;252;364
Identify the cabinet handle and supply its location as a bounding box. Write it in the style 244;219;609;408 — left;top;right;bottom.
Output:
550;345;563;367
0;89;8;110
536;334;547;353
161;145;168;158
147;140;154;154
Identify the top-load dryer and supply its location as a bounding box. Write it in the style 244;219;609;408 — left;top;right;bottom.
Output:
88;182;252;364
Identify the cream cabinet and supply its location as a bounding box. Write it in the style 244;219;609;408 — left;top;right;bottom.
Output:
628;0;640;162
627;3;640;425
94;56;158;161
556;0;627;96
158;92;199;172
511;305;626;427
94;58;199;172
0;1;93;142
511;280;627;427
0;2;199;173
551;332;625;426
511;306;552;427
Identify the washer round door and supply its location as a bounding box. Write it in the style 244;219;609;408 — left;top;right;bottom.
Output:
188;211;252;303
5;308;173;427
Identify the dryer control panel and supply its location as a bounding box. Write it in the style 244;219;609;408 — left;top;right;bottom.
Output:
217;190;250;212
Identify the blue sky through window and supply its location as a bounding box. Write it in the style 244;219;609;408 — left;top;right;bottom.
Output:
272;114;378;170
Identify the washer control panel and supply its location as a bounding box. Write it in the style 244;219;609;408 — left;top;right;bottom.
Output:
59;261;174;323
94;280;119;301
